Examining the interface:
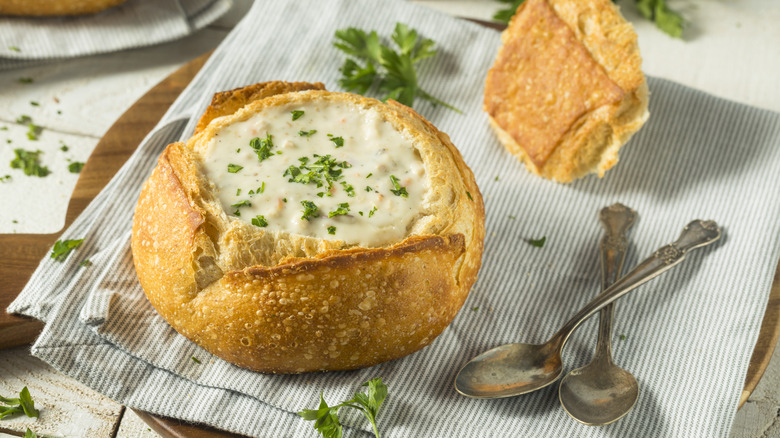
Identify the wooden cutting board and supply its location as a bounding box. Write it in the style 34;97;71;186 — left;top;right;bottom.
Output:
1;26;779;437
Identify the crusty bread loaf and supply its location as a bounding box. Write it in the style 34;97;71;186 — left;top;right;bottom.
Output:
0;0;126;16
131;81;485;373
484;0;649;183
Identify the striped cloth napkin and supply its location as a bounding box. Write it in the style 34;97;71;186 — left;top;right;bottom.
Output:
0;0;231;71
10;0;780;436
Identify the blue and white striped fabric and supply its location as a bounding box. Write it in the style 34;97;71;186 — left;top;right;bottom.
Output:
0;0;231;71
10;1;780;437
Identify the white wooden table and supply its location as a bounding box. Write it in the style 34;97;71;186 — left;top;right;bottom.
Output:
1;0;779;436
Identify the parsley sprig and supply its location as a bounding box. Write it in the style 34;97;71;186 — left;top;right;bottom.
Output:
11;149;49;177
0;387;39;420
51;239;84;261
298;378;388;438
334;23;461;113
493;0;684;38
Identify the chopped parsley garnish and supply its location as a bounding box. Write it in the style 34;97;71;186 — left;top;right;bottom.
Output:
365;186;373;192
528;236;546;248
8;46;20;52
389;175;408;197
227;163;243;173
11;149;49;177
299;129;317;137
285;154;350;189
259;182;265;193
366;172;373;178
0;175;10;183
29;101;39;107
251;215;269;227
327;226;336;235
328;203;350;218
79;259;92;267
466;191;473;201
0;387;39;420
250;134;274;162
51;239;84;261
18;77;33;84
495;176;499;181
236;188;241;196
620;334;627;341
368;205;377;217
68;162;85;173
231;200;251;216
291;110;304;121
508;215;516;220
327;134;344;147
298;378;387;438
301;200;320;221
15;115;31;124
26;123;42;140
191;356;201;364
60;145;69;152
341;181;355;197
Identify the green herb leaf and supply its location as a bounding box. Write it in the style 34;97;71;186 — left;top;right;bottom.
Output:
251;215;269;227
299;130;317;137
19;387;38;418
191;356;201;364
250;134;274;162
636;0;684;38
340;181;355;197
51;239;84;261
466;191;473;201
328;203;350;218
24;428;37;438
10;148;49;177
29;101;39;107
298;379;387;438
327;134;344;148
79;259;92;267
365;186;373;192
527;236;546;248
15;115;31;125
68;162;85;173
0;387;38;420
368;205;377;217
334;23;460;113
227;163;243;173
301;200;320;221
291;110;304;121
9;46;20;52
327;226;336;235
18;77;33;84
60;145;69;152
0;175;10;183
389;175;408;197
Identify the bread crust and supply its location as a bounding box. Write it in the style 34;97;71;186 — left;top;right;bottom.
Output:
0;0;126;16
132;82;485;373
484;0;649;182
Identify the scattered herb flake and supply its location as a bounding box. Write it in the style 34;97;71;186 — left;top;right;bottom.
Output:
11;148;49;177
0;175;10;183
299;129;317;137
341;181;355;197
366;172;373;178
495;176;499;181
368;205;377;217
50;239;84;261
227;163;243;173
250;134;274;162
191;356;201;364
291;110;304;121
301;200;320;221
251;215;269;227
328;202;350;218
508;215;516;220
68;161;85;173
259;182;265;194
60;145;69;152
231;200;251;216
327;226;336;235
466;191;473;201
365;186;373;192
527;236;546;248
8;46;20;52
236;188;241;196
389;175;408;197
18;77;33;84
472;306;479;311
15;115;31;125
327;134;344;147
79;259;92;267
620;334;627;341
26;123;42;140
29;101;39;107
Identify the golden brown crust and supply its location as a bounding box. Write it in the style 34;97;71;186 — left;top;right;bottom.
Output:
0;0;126;16
194;81;326;134
132;82;485;373
484;0;649;183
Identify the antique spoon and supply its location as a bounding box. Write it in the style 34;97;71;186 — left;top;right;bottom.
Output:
558;204;638;425
455;219;721;399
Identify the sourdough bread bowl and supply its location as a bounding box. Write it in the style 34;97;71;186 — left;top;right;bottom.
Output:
131;81;485;373
484;0;649;183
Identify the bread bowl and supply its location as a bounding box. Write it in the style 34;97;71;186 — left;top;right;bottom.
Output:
0;0;127;16
131;81;485;373
484;0;649;183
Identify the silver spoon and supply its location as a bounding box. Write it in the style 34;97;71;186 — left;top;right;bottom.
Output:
454;219;721;399
558;204;638;425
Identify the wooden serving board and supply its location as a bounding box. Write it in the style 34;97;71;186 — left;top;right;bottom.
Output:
2;36;779;438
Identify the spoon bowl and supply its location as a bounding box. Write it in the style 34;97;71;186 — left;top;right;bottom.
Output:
558;359;639;425
455;341;562;398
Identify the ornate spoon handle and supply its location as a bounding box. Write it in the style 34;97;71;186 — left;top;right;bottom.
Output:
595;203;637;361
552;220;721;346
